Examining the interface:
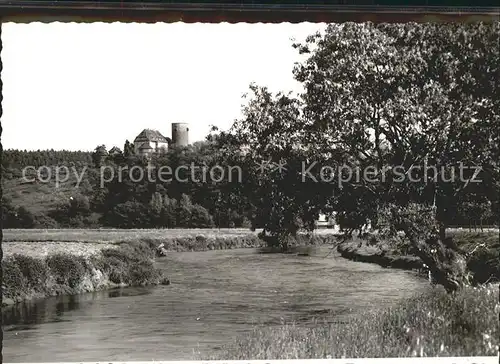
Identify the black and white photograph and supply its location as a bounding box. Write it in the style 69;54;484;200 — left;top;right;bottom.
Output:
1;6;499;363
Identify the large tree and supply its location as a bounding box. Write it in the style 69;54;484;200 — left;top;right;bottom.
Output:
221;22;499;291
215;85;338;247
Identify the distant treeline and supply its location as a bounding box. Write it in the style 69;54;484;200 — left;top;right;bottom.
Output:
1;141;253;230
2;143;497;230
2;149;93;170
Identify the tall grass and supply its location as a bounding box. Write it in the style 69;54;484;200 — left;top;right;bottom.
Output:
203;284;499;359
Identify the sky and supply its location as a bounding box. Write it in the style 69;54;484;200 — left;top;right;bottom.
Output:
2;22;326;151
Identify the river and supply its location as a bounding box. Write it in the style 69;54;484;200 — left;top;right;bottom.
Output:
2;247;429;362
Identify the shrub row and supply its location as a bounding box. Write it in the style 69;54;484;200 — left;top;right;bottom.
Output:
140;234;267;253
2;240;166;306
142;233;336;254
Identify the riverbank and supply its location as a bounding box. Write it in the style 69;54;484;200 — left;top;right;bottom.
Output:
1;235;261;307
336;231;500;284
2;239;168;307
2;231;336;306
203;284;499;358
336;239;423;270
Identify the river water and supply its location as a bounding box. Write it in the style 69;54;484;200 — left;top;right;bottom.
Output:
2;247;429;362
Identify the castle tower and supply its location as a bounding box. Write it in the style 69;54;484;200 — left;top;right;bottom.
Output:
171;122;189;147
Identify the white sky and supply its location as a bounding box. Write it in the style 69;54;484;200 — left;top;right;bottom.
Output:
2;22;326;151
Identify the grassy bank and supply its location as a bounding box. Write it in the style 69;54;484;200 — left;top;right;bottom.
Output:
203;284;499;359
337;231;500;284
336;239;422;270
2;240;168;307
3;229;336;253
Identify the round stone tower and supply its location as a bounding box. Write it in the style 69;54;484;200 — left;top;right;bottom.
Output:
171;122;189;147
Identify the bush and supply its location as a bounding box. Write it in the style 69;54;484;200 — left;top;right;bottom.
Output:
129;261;161;286
2;257;29;297
241;217;252;229
49;194;93;227
101;246;138;264
3;240;168;304
190;204;215;228
46;253;87;288
102;256;130;284
32;212;59;229
1;198;37;228
102;201;150;228
100;241;160;285
467;249;500;284
10;254;49;289
119;240;157;260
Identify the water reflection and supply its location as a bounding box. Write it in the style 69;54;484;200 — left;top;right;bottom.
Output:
2;287;153;328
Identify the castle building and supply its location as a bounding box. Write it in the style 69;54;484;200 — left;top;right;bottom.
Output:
133;123;190;156
133;129;170;156
171;122;189;148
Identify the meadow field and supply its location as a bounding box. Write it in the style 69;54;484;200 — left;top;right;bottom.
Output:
2;227;354;243
2;227;260;243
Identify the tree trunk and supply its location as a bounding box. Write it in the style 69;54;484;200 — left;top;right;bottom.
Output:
408;232;468;293
436;200;447;242
391;206;469;293
439;224;446;242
